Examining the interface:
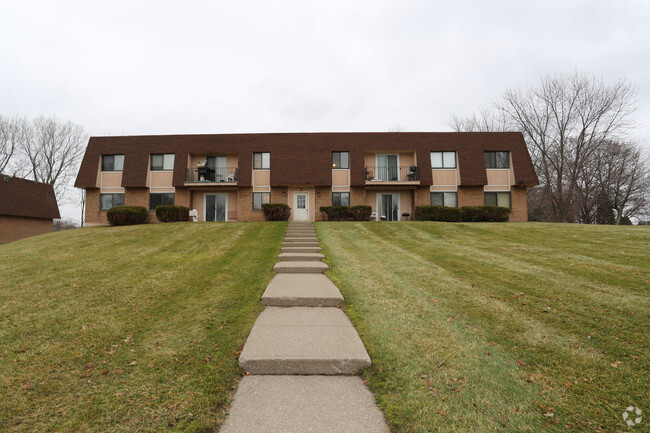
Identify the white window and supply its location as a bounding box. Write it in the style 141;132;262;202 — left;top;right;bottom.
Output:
431;151;456;169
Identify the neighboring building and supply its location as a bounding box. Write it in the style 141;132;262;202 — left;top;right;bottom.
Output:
74;132;539;225
0;175;60;242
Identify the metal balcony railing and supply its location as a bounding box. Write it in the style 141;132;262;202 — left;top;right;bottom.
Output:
186;167;238;183
365;166;419;182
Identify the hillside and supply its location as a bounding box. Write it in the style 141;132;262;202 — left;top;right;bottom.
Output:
0;222;285;432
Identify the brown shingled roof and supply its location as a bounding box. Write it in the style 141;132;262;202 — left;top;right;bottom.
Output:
0;175;60;219
74;132;539;188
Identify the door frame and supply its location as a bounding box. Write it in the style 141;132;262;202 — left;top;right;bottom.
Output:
293;191;310;222
204;193;228;222
376;193;400;221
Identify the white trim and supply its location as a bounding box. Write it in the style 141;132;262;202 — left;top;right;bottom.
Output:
149;186;175;192
430;185;458;190
204;193;228;222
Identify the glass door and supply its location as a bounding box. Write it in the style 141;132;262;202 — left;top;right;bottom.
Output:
377;154;398;180
377;193;400;221
207;156;227;182
206;194;227;222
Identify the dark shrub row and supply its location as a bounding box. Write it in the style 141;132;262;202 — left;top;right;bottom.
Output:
262;203;291;221
413;205;463;222
320;206;372;221
107;206;148;226
155;205;190;223
414;205;511;222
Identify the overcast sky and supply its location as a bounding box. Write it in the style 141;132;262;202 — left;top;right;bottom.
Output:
1;0;649;220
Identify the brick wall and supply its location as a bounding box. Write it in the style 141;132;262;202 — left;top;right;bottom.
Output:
85;188;108;225
237;187;265;222
509;186;528;222
458;186;484;207
350;187;366;207
0;215;53;243
414;187;430;207
175;188;191;208
314;187;331;221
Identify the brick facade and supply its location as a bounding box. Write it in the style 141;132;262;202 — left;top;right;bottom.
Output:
509;186;528;222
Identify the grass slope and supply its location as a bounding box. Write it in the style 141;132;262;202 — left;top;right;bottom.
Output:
316;222;649;433
0;222;286;432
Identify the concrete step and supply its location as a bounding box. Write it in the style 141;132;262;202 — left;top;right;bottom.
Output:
284;236;318;242
285;231;316;236
274;261;329;273
282;241;320;247
278;252;325;262
281;246;322;253
239;307;371;375
262;274;343;307
220;376;390;433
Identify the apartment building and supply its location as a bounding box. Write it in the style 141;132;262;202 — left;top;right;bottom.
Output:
74;132;538;225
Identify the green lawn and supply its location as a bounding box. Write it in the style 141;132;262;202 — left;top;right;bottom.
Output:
315;222;649;433
0;222;286;432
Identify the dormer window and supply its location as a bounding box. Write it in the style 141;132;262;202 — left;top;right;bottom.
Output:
101;155;124;171
253;152;270;170
485;151;509;169
151;154;175;171
332;152;349;169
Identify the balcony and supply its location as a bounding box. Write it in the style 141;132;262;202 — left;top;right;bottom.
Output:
186;167;238;184
365;166;419;184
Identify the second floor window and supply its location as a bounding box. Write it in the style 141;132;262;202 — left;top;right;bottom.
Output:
485;151;509;169
102;155;124;171
430;151;456;169
253;152;270;169
332;151;349;169
151;154;175;171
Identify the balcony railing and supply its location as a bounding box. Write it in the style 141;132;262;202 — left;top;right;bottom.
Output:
186;167;238;183
365;166;419;182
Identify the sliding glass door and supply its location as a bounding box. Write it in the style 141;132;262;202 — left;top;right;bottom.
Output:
205;194;227;222
377;193;400;221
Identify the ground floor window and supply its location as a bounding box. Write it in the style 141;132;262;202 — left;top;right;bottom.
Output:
100;193;124;210
332;192;350;206
253;192;270;210
149;193;175;210
431;192;457;207
484;191;511;208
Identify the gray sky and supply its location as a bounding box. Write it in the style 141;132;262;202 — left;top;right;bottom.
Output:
1;0;649;220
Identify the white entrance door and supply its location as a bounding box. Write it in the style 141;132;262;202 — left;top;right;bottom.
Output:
205;194;228;222
377;193;400;221
293;192;309;221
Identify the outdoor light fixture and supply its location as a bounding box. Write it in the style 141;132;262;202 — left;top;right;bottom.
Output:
317;191;320;197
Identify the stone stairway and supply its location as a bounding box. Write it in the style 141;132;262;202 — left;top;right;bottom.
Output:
221;222;390;432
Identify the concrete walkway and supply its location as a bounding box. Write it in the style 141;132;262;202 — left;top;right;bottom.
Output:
221;222;390;432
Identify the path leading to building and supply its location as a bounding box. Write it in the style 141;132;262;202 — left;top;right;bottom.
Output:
220;222;390;432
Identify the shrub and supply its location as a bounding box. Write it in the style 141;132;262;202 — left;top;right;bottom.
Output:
349;205;372;221
155;205;190;223
107;206;148;226
461;206;511;222
262;203;291;221
414;205;463;222
320;206;372;221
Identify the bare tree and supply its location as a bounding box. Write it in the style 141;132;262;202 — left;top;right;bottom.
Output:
449;107;511;132
451;72;637;222
595;141;650;224
0;115;19;173
18;116;87;201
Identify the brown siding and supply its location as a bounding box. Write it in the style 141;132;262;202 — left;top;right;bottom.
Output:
0;215;53;243
76;132;539;190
